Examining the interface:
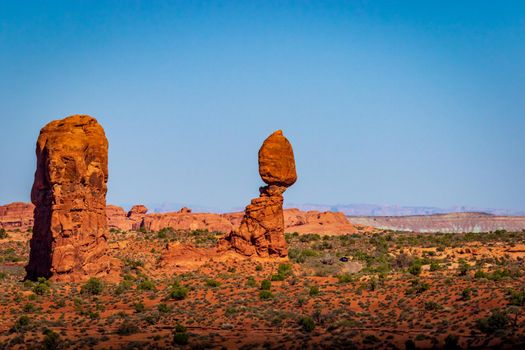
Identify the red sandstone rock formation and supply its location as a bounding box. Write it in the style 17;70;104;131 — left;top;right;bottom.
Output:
106;205;132;231
259;130;297;187
284;208;358;234
142;211;234;233
220;130;297;257
127;204;148;230
25;115;119;281
0;202;35;232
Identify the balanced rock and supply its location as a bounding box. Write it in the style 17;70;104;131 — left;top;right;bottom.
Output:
26;115;118;281
259;130;297;187
220;130;296;257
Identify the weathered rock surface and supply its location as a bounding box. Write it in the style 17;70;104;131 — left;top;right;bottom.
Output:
127;205;148;230
284;209;358;234
106;205;132;231
142;211;234;233
25;115;118;281
0;202;35;231
220;130;297;257
258;130;297;187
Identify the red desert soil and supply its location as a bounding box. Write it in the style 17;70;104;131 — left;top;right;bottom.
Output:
0;227;524;349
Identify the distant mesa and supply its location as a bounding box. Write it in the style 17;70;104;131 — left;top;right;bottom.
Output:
219;130;297;257
0;202;34;232
25;115;119;282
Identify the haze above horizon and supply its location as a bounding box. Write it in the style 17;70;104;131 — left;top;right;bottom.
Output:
1;1;524;212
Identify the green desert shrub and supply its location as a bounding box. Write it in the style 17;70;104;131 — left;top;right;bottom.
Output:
460;288;471;301
406;279;429;294
117;321;140;335
124;258;144;270
81;278;104;296
260;279;271;291
476;309;509;334
246;276;257;287
168;281;188;300
458;259;469;276
114;280;133;295
309;285;320;297
298;316;315;332
271;264;293;281
474;270;488;279
134;302;145;313
444;334;460;350
137;279;156;291
508;289;525;306
41;328;60;350
173;324;189;345
259;290;274;300
11;315;30;333
408;261;422;276
299;233;321;242
424;301;442;311
23;303;38;313
288;248;318;263
32;277;51;296
158;303;172;313
337;273;354;284
205;279;221;287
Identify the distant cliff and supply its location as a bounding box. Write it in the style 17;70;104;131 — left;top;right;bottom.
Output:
289;203;525;216
349;212;525;233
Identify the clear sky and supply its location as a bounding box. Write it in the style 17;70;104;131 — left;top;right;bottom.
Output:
1;1;524;212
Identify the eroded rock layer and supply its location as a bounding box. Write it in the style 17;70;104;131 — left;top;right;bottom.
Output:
25;115;117;281
0;202;35;231
220;130;296;257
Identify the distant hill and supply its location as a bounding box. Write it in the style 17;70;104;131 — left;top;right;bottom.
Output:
286;203;525;217
348;212;525;233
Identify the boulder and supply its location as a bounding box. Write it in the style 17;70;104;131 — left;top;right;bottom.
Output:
258;130;297;187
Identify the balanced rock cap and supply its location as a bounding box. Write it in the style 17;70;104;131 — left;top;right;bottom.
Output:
258;130;297;187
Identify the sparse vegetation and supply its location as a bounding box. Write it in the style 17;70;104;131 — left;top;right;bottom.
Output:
0;226;523;348
167;281;188;300
476;309;509;334
172;324;189;345
298;316;315;332
81;278;104;296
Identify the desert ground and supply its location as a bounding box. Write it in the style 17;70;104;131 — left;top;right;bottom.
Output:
1;226;524;349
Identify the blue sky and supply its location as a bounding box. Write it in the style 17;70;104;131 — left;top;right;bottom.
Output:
1;1;524;211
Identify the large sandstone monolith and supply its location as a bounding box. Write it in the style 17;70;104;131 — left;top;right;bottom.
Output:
220;130;297;257
25;115;118;281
